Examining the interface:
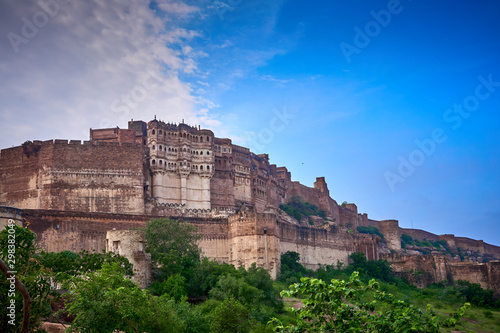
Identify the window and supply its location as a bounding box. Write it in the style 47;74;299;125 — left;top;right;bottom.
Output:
152;129;155;134
207;165;210;170
207;151;210;155
152;145;155;150
113;241;120;254
152;159;156;165
200;165;203;171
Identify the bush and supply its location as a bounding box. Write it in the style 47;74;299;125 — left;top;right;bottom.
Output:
210;298;250;333
270;272;470;333
279;196;326;222
357;226;384;239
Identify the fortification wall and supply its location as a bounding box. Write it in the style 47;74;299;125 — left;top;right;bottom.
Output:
339;204;357;227
279;220;379;269
210;171;236;209
23;209;148;253
228;211;281;279
455;237;486;253
191;218;230;262
448;262;490;289
383;253;500;292
0;206;24;230
380;220;401;251
106;230;152;288
401;228;440;242
288;180;340;222
0;141;146;214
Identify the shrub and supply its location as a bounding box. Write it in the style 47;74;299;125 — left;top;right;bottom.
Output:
357;226;384;239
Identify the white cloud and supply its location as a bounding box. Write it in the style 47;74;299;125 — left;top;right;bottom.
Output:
156;0;199;15
0;0;216;147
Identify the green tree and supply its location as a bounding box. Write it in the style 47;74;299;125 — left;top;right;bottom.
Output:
65;262;184;333
38;249;133;286
149;273;188;302
187;257;241;298
210;298;250;333
0;224;55;333
145;218;201;281
270;272;470;333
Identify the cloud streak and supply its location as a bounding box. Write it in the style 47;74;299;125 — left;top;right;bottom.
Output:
0;0;216;146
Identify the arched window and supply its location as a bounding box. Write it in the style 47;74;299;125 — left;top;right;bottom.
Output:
200;165;203;171
152;129;155;135
164;147;167;151
152;159;156;165
159;145;162;150
207;151;210;155
200;151;203;155
207;165;210;171
206;136;210;142
159;160;163;165
159;130;162;135
152;145;156;150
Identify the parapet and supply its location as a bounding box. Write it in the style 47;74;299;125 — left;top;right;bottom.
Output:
314;177;329;195
379;219;401;251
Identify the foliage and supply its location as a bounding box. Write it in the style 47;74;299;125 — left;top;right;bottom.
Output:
278;251;313;285
356;225;384;239
279;196;326;222
149;273;188;302
455;280;500;308
270;272;470;333
65;262;184;333
187;257;241;298
209;264;283;323
145;218;201;281
347;252;395;283
210;298;250;333
37;249;133;286
0;224;56;332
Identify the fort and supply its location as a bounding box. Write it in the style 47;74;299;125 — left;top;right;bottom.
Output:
1;118;499;290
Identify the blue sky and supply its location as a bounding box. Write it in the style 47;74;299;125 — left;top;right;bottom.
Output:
1;0;500;245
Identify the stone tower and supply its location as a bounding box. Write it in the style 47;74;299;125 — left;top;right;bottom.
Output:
147;120;215;209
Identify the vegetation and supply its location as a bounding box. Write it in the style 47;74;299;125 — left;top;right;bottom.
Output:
2;221;499;333
356;225;384;239
65;262;184;332
143;218;284;331
279;196;326;222
37;249;133;287
273;251;500;333
270;272;470;332
0;224;55;332
145;218;202;281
